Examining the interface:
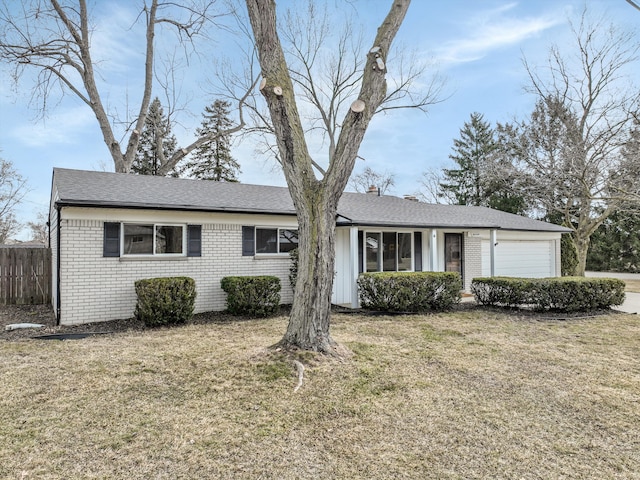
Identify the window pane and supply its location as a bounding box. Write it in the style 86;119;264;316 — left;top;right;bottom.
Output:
123;224;154;254
383;232;397;271
398;233;412;271
279;229;299;253
366;233;381;272
156;225;183;254
256;228;278;254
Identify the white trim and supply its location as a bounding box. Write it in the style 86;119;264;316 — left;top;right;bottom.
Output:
429;229;438;271
349;227;359;308
490;229;497;277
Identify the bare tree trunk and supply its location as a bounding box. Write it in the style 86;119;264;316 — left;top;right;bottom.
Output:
280;186;338;352
573;233;590;276
245;0;411;352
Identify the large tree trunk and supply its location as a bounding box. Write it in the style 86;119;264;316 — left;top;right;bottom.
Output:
573;231;591;276
279;185;338;352
246;0;410;352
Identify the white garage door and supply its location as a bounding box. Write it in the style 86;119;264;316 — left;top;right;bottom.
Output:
481;240;554;278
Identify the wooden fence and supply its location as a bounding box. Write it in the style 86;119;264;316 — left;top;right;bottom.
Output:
0;247;52;305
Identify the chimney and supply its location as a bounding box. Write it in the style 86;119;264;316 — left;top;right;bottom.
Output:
367;185;378;194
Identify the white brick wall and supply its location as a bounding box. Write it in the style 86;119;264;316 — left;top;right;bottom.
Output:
58;220;294;325
463;236;482;292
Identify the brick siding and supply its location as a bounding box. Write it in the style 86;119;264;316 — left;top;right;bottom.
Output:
58;220;293;325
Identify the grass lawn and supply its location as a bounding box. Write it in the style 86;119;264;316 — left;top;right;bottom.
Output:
1;309;639;479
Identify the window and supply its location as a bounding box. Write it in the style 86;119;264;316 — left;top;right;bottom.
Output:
279;229;299;253
104;223;200;258
255;227;298;254
365;231;413;272
122;224;184;256
242;226;298;256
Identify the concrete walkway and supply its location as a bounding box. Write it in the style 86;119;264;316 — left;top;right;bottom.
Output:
586;271;640;314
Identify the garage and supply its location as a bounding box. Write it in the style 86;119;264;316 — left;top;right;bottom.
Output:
481;240;556;278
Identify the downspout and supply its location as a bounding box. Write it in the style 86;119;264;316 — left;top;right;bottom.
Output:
55;205;62;325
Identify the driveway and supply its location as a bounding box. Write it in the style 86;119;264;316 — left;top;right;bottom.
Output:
586;271;640;314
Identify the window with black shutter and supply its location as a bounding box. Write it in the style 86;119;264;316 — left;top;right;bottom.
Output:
242;226;255;256
187;225;202;257
103;222;120;257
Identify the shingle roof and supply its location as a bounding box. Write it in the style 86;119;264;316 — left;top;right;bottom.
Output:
52;168;570;233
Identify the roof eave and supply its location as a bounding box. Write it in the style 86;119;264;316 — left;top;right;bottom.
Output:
55;200;298;217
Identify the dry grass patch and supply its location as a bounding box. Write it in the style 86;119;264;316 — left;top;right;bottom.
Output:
624;279;640;293
1;310;639;479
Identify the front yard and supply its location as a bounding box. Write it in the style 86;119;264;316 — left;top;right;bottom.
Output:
1;307;639;479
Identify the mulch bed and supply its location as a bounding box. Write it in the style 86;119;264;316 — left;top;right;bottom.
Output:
0;301;620;342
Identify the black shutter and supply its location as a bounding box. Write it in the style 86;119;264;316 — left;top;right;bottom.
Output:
414;232;423;271
187;225;202;257
358;230;364;273
103;222;120;257
242;226;255;256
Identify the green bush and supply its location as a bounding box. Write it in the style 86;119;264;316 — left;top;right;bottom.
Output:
134;277;197;327
220;275;281;317
561;234;579;276
357;272;462;313
471;276;625;312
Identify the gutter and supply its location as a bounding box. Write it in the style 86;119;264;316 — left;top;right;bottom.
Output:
55;204;62;325
54;200;298;217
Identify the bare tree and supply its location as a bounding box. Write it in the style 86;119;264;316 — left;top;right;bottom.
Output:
625;0;640;12
350;166;395;195
26;211;49;244
0;0;250;174
515;9;640;275
245;0;437;353
219;0;443;176
417;168;447;204
0;158;28;243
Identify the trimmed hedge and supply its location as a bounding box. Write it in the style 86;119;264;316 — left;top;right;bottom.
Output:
471;276;625;312
220;275;281;317
134;277;197;327
357;272;462;313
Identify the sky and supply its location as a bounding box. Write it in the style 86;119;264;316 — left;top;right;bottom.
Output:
0;0;638;240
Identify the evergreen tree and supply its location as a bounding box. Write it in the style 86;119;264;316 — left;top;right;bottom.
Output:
184;100;240;181
587;209;640;272
441;112;496;206
132;97;178;176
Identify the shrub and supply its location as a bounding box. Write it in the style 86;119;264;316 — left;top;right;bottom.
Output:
470;277;533;308
134;277;196;327
471;276;625;312
357;272;462;313
220;275;281;317
561;234;579;276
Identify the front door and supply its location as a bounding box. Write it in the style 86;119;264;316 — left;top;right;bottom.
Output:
445;233;463;281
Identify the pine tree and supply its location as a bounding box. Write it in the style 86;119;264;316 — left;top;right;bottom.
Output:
184;100;240;181
132;97;178;176
440;112;496;205
441;112;525;214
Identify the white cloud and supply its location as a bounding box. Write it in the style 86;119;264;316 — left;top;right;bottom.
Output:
90;4;145;75
435;2;565;66
9;106;96;147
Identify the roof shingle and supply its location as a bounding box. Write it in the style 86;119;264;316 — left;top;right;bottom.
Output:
52;168;570;233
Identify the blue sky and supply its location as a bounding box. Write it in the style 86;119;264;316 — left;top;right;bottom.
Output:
1;0;638;240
